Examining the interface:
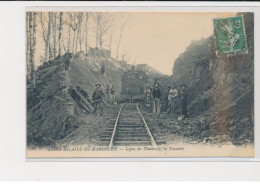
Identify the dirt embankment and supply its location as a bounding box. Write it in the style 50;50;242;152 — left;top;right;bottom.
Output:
27;49;127;148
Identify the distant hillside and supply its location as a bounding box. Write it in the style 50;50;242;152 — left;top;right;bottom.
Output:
136;64;165;77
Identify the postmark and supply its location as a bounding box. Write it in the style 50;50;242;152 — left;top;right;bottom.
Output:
213;16;247;55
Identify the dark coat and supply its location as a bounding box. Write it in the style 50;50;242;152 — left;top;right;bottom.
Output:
92;89;104;101
181;89;187;100
62;52;72;62
152;88;161;99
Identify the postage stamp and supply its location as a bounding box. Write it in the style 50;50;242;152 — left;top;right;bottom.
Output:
213;16;248;55
26;12;254;158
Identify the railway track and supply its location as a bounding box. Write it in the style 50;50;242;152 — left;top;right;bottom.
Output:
104;103;157;147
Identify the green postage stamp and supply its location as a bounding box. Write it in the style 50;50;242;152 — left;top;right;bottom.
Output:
213;16;247;55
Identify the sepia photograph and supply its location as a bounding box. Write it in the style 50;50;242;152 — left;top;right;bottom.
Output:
26;11;254;158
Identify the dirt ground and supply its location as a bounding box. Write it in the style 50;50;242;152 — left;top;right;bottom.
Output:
138;103;239;147
138;104;193;146
54;100;252;149
57;104;120;147
57;102;191;148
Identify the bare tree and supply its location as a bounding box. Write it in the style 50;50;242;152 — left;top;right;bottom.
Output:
93;12;111;49
76;13;84;52
116;21;128;61
68;13;77;53
121;48;131;63
32;12;37;85
28;12;32;82
58;12;63;56
52;12;57;58
48;13;53;59
121;54;126;62
106;33;113;52
62;36;67;53
40;12;51;61
85;13;90;53
28;12;37;88
26;13;31;82
67;21;71;52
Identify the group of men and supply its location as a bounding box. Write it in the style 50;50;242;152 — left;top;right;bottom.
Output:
90;82;187;118
144;83;188;119
92;84;116;115
61;52;187;118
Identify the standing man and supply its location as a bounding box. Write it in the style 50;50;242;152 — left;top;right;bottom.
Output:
181;84;188;119
106;84;111;103
62;52;72;71
152;83;161;116
92;84;104;115
165;85;171;111
168;85;178;116
144;85;151;106
111;86;116;104
101;63;105;74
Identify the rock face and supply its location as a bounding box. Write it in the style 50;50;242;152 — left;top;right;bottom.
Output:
170;13;254;145
209;13;254;145
172;37;212;116
27;49;127;147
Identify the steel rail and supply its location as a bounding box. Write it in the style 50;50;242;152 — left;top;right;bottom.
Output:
136;103;158;148
109;103;125;148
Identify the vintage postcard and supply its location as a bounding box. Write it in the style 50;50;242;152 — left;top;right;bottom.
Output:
26;11;254;158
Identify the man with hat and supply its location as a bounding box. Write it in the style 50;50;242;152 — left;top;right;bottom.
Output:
92;84;104;115
152;83;161;116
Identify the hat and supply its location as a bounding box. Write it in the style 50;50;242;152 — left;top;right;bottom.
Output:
96;84;101;87
154;83;159;86
181;84;186;87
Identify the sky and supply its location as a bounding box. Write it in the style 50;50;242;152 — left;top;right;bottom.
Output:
118;12;237;75
34;12;237;75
